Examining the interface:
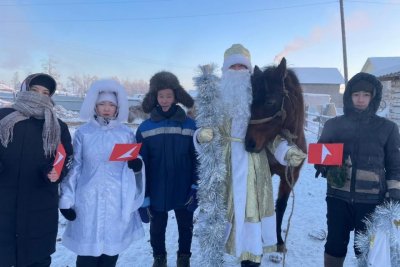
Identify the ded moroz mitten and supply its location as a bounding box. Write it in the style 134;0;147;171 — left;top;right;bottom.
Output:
196;127;214;143
268;135;306;167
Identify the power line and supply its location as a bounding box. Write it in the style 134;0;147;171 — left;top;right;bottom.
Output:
0;0;171;6
0;1;338;23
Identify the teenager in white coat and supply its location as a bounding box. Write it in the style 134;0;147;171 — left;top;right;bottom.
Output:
59;79;145;267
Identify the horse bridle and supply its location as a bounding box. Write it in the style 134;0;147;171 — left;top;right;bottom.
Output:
249;87;289;125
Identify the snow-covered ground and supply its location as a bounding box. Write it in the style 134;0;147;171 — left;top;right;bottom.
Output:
51;128;358;267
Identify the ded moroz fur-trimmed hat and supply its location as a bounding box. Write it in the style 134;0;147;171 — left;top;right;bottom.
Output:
222;44;252;73
142;71;194;113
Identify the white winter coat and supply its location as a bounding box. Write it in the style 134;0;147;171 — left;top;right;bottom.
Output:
59;119;145;256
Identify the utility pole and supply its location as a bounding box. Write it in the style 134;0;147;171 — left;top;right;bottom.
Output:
340;0;349;84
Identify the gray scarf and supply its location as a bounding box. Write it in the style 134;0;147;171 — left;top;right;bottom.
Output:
0;91;61;157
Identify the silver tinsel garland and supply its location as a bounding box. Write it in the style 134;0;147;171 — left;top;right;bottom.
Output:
193;65;228;266
355;201;400;267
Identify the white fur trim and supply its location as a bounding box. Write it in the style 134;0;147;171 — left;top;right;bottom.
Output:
274;140;290;166
222;54;252;74
80;79;129;122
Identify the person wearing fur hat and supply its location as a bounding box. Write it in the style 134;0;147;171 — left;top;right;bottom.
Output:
0;73;73;267
59;79;145;267
193;44;306;266
136;71;198;267
315;72;400;267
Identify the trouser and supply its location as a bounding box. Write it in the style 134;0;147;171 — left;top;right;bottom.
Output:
26;256;51;267
150;208;194;256
325;197;378;258
76;254;119;267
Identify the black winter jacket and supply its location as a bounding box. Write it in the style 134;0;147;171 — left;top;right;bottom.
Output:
318;73;400;204
0;108;73;267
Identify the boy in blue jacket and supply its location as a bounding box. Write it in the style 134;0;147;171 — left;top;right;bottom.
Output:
136;71;198;267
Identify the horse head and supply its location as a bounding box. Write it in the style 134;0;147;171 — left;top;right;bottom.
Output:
244;57;289;153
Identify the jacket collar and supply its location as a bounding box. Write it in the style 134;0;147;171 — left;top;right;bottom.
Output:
150;104;186;122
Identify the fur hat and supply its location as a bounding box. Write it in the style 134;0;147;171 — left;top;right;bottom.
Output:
80;79;129;122
20;73;57;96
142;71;194;113
222;44;252;73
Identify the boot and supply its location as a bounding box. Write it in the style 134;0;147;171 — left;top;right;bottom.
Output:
177;252;191;267
152;255;167;267
324;253;345;267
241;260;261;267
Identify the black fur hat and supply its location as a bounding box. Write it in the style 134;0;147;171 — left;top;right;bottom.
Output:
142;71;194;113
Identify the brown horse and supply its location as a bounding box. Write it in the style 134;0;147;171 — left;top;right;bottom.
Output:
244;57;307;252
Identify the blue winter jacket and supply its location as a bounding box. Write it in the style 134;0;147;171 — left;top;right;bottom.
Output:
136;105;198;212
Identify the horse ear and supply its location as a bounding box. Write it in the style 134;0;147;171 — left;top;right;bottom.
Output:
277;57;287;79
253;65;262;76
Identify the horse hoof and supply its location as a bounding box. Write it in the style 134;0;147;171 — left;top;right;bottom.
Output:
276;243;287;253
308;229;327;241
269;253;283;263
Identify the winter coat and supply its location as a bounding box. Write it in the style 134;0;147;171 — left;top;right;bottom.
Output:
136;105;198;212
59;119;145;256
0;107;73;267
318;74;400;204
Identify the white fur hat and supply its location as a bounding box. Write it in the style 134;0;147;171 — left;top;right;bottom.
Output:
80;79;129;122
221;44;252;73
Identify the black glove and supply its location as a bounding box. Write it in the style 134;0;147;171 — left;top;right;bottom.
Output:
138;197;151;223
138;207;151;223
60;208;76;221
315;164;328;178
128;158;143;172
185;185;198;212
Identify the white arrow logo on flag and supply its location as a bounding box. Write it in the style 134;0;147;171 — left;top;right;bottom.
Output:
117;147;137;160
321;144;332;164
53;152;64;166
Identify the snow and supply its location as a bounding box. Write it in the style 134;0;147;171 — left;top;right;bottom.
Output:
51;127;358;267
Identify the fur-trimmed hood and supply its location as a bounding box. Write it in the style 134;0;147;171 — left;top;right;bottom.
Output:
343;72;383;116
80;79;129;122
142;71;194;113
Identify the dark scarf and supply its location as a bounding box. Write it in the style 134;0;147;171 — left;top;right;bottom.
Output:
0;91;60;157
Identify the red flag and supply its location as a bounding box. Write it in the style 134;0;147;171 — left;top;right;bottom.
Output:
109;143;142;161
53;144;66;175
308;143;344;166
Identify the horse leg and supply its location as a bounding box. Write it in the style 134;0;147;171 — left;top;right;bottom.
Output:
275;168;300;252
275;182;290;252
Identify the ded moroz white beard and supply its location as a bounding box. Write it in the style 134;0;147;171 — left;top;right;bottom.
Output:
219;69;252;138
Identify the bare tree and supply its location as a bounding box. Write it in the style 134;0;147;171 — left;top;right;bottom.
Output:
66;74;98;97
11;71;20;91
